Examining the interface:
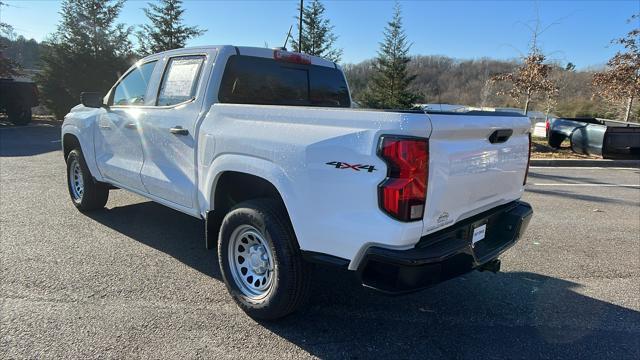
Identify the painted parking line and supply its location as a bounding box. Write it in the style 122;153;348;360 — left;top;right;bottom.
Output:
0;123;56;129
529;166;639;170
530;183;640;188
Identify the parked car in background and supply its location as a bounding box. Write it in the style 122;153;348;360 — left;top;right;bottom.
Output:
61;45;533;320
547;117;640;159
0;78;39;125
532;122;546;137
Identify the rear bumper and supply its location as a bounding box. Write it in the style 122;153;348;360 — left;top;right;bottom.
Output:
357;201;533;294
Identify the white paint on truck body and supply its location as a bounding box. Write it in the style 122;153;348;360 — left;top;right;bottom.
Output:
61;45;530;270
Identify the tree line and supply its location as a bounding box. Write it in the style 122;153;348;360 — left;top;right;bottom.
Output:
1;0;638;121
344;56;620;119
1;0;204;118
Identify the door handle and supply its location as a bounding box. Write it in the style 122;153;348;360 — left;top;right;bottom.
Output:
488;129;513;144
125;122;137;129
98;124;111;130
169;126;189;136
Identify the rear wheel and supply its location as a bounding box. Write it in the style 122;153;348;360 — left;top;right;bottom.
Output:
218;199;311;320
66;149;109;211
7;107;32;126
547;132;565;148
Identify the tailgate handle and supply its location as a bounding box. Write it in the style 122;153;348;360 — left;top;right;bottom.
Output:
489;129;513;144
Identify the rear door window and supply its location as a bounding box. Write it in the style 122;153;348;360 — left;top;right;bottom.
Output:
219;55;350;107
157;55;205;106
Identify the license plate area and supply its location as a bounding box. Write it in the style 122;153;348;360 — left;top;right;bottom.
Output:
470;209;519;262
470;220;488;248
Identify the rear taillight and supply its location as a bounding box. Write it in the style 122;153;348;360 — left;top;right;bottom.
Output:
377;136;429;222
273;50;311;65
545;119;550;137
524;133;532;185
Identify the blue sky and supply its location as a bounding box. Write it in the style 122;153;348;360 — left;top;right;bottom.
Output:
2;0;638;68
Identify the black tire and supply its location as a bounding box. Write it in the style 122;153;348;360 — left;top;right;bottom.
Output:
218;199;311;320
547;132;565;148
7;107;32;126
66;149;109;211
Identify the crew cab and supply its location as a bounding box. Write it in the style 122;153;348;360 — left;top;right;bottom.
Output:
61;46;533;319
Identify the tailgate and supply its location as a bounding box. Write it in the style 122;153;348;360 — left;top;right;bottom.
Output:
603;126;640;160
422;112;531;235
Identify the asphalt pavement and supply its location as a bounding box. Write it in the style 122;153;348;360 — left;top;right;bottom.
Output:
1;121;639;359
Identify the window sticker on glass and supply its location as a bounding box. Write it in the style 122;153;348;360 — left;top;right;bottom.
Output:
158;56;204;106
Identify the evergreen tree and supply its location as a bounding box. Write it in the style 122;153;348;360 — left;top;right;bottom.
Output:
4;35;45;69
360;2;419;109
291;0;342;62
0;0;20;77
137;0;205;55
36;0;133;119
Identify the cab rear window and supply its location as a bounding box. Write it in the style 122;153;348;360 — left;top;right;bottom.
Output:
218;55;350;107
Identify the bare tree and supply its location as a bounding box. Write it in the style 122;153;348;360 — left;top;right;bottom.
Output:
490;52;557;115
490;11;558;115
592;14;639;122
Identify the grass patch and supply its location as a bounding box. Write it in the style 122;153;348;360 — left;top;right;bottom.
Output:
531;136;598;159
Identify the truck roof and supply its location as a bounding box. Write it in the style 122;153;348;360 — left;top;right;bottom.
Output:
142;45;338;69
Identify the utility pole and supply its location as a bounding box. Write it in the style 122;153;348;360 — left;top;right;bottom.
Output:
298;0;303;53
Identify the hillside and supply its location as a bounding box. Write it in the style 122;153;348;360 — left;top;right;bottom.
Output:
0;35;44;70
2;34;636;120
344;55;633;120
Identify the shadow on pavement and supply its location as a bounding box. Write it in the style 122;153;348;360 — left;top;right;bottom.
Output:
267;270;640;359
527;187;639;206
86;200;220;279
0;120;62;157
528;171;615;185
87;200;640;359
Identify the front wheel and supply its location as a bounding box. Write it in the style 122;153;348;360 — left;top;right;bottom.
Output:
218;199;311;320
66;149;109;211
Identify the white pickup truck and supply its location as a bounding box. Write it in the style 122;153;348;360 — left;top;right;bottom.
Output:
61;46;533;319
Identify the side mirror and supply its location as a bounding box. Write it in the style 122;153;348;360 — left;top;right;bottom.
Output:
80;92;105;108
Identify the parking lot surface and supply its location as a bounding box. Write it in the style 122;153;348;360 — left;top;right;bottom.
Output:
1;121;639;359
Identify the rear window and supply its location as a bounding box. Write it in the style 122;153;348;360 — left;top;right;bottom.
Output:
218;55;350;107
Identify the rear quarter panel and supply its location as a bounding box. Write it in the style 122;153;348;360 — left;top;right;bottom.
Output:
199;104;431;267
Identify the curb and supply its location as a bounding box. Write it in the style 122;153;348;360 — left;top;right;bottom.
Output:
530;159;640;168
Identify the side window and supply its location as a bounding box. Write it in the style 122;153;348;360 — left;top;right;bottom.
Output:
157;55;205;106
218;55;350;107
112;61;157;106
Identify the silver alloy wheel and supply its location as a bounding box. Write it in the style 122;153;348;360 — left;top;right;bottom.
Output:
228;225;275;299
69;158;84;201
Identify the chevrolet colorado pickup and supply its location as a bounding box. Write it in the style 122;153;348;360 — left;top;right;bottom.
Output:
61;46;533;319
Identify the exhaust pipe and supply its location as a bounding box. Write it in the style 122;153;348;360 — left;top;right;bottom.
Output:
478;259;501;273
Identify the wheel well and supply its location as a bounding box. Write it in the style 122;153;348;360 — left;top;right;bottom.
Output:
63;133;80;160
205;171;290;249
213;171;284;215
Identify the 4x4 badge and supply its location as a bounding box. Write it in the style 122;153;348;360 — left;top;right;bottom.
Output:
326;161;377;173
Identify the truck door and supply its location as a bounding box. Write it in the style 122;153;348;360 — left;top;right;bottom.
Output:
95;61;158;192
139;53;211;209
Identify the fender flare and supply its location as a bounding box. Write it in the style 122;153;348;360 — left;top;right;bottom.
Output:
200;154;297;214
199;153;303;248
61;124;104;182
